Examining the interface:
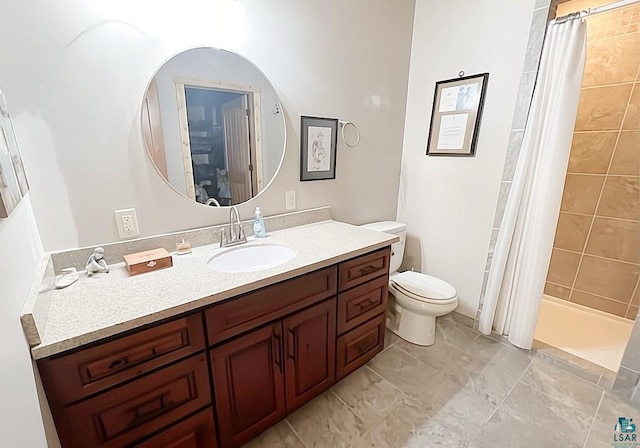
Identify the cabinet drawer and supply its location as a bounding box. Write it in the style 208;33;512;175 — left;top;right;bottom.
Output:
336;313;386;380
206;266;337;345
338;248;390;291
337;275;388;335
38;314;206;405
134;408;217;448
57;354;211;448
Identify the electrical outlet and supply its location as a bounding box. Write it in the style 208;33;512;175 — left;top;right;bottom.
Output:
285;190;296;210
114;208;140;239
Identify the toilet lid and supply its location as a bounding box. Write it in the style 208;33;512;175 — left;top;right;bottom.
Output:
390;271;456;301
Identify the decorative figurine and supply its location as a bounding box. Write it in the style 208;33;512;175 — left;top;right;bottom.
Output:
86;247;109;276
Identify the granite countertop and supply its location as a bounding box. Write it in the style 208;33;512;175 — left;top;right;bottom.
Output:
24;220;397;360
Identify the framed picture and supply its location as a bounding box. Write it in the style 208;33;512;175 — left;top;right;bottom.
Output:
0;90;27;218
0;92;29;196
426;73;489;157
300;116;338;181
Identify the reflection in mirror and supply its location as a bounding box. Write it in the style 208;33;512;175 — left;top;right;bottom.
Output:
142;47;285;207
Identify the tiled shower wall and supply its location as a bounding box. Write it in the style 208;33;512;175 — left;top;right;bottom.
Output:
544;1;640;320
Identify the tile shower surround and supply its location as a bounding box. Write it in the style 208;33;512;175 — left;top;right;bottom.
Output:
241;314;634;448
479;0;640;407
544;1;640;319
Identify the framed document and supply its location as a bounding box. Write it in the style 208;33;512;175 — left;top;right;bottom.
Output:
426;73;489;157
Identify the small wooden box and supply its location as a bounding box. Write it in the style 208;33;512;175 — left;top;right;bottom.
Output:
123;248;173;276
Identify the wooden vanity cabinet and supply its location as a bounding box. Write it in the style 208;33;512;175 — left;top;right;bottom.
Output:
336;248;389;380
211;299;336;448
37;247;390;448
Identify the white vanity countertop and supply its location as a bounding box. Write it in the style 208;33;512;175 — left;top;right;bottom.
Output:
26;220;397;359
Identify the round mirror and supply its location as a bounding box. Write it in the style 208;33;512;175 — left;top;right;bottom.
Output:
141;47;285;207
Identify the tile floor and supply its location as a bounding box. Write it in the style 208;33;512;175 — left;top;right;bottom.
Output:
242;315;639;448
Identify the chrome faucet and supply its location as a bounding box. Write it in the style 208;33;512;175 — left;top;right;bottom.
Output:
220;205;247;247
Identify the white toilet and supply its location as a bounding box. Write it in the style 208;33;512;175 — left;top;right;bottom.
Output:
361;221;458;346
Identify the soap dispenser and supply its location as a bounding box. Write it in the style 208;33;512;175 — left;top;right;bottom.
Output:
253;207;266;238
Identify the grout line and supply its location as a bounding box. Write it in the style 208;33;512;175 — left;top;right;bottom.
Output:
328;389;359;418
392;343;443;373
566;172;640;178
613;66;640;318
546;280;635;306
580;80;637;90
552;246;640;267
625;276;640;318
572;130;619;134
530;349;605;386
568;73;637;301
363;364;406;395
597;368;605;386
326;387;392;447
582;389;606;448
522;360;608;420
385;333;400;350
351;400;406;445
558;209;640;224
467;356;535;445
285;419;309;448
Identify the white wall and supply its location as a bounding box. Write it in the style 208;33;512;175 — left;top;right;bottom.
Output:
397;0;536;317
0;0;415;251
0;197;47;447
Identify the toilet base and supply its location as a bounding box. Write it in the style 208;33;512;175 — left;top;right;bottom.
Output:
386;306;436;346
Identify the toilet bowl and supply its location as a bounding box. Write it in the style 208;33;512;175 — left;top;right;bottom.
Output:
361;221;458;346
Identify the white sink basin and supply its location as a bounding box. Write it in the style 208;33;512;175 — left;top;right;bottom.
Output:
207;243;297;273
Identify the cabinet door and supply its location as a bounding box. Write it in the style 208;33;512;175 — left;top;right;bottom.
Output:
283;298;336;411
210;323;285;448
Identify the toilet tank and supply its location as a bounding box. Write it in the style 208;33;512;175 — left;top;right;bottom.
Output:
360;221;406;273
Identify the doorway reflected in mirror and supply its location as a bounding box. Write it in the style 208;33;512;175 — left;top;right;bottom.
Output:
141;47;285;207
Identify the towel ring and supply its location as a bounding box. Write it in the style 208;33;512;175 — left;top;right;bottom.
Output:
339;120;360;148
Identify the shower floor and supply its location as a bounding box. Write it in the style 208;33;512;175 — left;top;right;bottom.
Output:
534;295;634;372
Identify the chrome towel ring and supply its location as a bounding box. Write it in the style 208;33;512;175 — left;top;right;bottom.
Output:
338;120;360;148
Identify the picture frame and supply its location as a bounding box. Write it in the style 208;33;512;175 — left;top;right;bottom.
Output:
426;73;489;157
300;116;338;181
0;90;28;218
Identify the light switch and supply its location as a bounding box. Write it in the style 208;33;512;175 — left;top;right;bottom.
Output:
285;191;296;210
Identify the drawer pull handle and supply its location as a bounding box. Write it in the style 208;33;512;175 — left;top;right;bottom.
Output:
357;339;376;355
133;392;172;423
105;347;158;371
108;358;126;369
287;329;297;360
273;333;282;372
359;265;377;275
356;298;374;311
147;260;157;268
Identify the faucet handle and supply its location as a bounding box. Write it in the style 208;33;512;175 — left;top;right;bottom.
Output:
219;228;228;247
238;224;247;242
